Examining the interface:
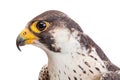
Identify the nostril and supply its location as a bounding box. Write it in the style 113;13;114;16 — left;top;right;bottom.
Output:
23;32;27;35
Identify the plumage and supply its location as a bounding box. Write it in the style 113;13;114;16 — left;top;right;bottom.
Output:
16;10;120;80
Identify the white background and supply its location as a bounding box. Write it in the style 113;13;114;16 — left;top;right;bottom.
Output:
0;0;120;80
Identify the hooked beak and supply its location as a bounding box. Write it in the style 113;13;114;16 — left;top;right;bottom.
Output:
16;28;38;51
16;35;26;51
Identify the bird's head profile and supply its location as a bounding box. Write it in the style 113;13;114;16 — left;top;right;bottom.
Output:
16;10;84;55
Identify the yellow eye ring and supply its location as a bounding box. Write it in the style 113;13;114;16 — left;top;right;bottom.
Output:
30;21;49;33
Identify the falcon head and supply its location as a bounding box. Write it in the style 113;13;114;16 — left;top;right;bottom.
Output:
16;10;83;54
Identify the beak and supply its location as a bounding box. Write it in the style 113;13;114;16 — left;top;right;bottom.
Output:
16;28;38;51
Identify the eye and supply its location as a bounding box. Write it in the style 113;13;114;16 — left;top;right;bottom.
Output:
30;21;49;33
36;21;47;31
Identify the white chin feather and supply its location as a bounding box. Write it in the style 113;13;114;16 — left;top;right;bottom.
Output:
33;40;49;52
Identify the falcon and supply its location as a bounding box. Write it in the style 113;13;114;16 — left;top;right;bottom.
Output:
16;10;120;80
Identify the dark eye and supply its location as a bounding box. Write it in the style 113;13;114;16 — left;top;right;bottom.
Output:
36;21;46;31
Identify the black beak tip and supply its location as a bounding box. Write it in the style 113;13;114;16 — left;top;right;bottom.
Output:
17;45;21;52
16;35;27;52
16;41;22;52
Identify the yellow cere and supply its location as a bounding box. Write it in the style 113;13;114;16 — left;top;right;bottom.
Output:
20;28;38;44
